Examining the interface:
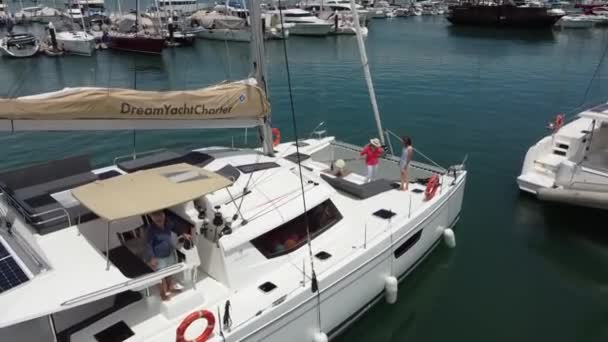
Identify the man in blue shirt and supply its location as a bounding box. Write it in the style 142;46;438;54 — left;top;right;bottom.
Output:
146;210;192;301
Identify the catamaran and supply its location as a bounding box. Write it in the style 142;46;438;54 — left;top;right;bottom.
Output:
518;105;608;210
0;1;467;341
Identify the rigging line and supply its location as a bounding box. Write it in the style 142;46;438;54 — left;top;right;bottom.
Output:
580;30;608;110
277;0;323;332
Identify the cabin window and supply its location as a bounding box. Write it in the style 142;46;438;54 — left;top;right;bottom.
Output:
251;200;342;258
285;12;311;17
394;230;422;259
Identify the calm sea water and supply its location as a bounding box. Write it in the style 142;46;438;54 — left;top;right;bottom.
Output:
3;16;608;342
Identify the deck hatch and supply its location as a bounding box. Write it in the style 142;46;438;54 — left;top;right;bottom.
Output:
94;321;134;342
237;162;280;174
315;251;332;260
373;209;396;220
259;281;277;293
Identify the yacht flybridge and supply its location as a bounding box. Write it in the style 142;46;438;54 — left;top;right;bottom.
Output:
0;1;467;341
518;104;608;210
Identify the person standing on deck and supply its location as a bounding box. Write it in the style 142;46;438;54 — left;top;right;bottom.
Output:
145;210;191;301
359;138;383;182
400;136;414;191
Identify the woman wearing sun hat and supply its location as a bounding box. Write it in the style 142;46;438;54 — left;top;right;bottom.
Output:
359;138;383;182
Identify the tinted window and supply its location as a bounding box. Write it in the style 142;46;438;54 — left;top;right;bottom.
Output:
251;200;342;258
285;12;312;17
394;230;422;258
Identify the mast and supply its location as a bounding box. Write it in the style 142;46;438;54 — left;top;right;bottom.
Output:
249;0;273;156
349;0;385;145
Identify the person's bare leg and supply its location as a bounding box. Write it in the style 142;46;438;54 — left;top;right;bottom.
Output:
160;281;168;301
400;170;405;190
404;169;409;190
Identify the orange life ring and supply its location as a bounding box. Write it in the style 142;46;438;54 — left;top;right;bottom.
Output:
424;175;440;201
553;114;565;132
272;127;281;147
176;310;215;342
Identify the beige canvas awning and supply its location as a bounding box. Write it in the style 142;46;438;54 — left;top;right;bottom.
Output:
72;164;232;221
0;80;270;121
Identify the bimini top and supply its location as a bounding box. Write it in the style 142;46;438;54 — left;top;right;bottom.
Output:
72;164;232;221
0;79;270;131
579;103;608;122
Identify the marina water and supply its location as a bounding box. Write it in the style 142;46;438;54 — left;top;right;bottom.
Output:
2;15;608;342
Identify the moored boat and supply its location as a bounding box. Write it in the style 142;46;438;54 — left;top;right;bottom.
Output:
446;3;564;28
0;33;39;58
55;30;97;55
518;105;608;210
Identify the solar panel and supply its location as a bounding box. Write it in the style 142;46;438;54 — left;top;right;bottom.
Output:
0;257;29;293
0;242;8;259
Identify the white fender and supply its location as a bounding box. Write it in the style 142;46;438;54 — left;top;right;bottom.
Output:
443;228;456;248
384;276;398;304
313;332;328;342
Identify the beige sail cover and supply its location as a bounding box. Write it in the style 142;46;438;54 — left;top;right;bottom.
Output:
0;81;270;120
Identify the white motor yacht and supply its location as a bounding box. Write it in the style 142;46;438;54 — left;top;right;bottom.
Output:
188;11;288;42
300;0;370;22
55;30;96;55
518;104;608;209
269;8;332;36
0;3;467;341
558;14;595;28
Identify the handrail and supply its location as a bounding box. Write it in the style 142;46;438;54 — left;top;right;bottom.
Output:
384;129;447;172
112;148;169;165
1;190;72;229
61;263;185;306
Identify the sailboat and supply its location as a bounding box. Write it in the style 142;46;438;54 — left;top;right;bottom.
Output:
108;0;164;54
55;2;96;56
0;1;467;341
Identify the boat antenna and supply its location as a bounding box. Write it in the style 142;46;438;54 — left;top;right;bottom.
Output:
349;0;385;145
277;0;323;331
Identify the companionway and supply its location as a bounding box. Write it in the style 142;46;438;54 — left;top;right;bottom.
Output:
120;103;234;116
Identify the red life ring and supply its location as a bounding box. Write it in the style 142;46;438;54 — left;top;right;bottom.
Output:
176;310;215;342
424;175;440;201
272;127;281;147
553;114;565;132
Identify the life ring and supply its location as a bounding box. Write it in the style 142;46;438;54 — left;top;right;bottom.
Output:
424;175;440;201
553;114;565;132
272;127;281;147
176;310;215;342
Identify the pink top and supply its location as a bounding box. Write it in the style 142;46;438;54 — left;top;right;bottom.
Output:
360;145;383;166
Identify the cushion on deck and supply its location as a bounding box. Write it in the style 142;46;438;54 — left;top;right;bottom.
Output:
117;151;214;173
321;174;395;199
0;154;92;190
14;172;98;200
109;245;154;279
